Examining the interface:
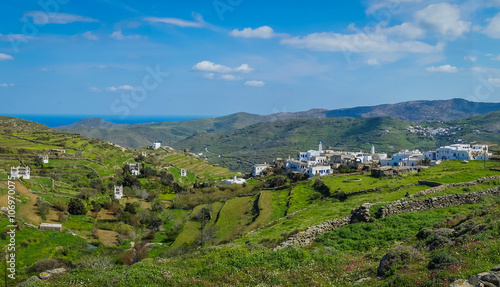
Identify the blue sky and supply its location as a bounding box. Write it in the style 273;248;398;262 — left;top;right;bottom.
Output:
1;0;500;117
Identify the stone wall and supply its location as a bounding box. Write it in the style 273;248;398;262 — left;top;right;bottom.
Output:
411;175;500;198
274;203;371;250
378;186;500;218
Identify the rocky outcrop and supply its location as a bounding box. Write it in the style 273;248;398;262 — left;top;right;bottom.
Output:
450;265;500;287
378;186;500;218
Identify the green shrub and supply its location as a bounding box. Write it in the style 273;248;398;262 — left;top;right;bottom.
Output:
377;245;420;276
68;198;86;215
428;250;457;269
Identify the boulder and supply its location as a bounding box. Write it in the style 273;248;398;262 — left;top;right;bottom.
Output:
449;279;474;287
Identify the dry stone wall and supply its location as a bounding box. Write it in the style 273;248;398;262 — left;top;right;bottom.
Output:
378;186;500;218
274;203;371;250
411;175;500;198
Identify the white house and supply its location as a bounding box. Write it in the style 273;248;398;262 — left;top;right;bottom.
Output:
381;150;425;167
39;155;49;164
252;164;270;176
308;166;332;178
114;185;123;199
180;169;187;177
128;163;140;176
424;144;490;161
226;175;247;185
285;160;309;173
11;166;30;179
152;141;162;150
141;151;147;157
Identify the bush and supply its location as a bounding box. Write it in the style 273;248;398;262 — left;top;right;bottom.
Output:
428;251;457;269
312;179;330;197
68;198;86;215
53;199;68;212
377;245;420;277
27;258;69;273
78;256;114;270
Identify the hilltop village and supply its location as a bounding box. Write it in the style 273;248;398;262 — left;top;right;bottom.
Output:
249;142;491;180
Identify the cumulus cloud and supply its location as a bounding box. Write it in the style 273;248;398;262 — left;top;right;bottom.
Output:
229;26;276;39
0;53;14;61
192;61;254;73
105;85;134;92
426;64;458;73
0;83;14;87
414;3;470;40
483;12;500;39
24;11;97;24
82;31;98;41
245;80;265;87
488;78;500;86
110;30;144;40
280;32;443;53
144;13;206;28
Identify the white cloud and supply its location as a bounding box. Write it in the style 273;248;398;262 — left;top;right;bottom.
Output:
88;87;102;92
193;61;232;73
414;3;470;40
230;26;276;39
492;54;500;61
426;64;458;73
24;11;97;24
365;0;422;14
110;30;144;40
0;53;14;61
280;32;443;53
234;64;254;73
82;31;98;41
483;13;500;39
464;55;477;62
376;22;426;39
192;61;254;73
0;83;14;87
105;85;134;92
245;80;265;87
0;33;37;42
488;78;500;85
471;67;500;75
367;58;380;66
221;74;242;81
144;13;206;28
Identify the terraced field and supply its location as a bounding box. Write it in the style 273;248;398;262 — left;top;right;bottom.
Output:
162;154;235;180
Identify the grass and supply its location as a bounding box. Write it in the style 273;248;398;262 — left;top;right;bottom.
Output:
214;196;255;244
0;218;86;284
314;204;481;252
245;190;274;232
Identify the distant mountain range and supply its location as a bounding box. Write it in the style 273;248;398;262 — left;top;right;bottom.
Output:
54;99;500;149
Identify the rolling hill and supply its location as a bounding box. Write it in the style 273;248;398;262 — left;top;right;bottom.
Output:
55;99;500;149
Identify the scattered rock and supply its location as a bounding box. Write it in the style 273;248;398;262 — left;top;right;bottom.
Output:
449;279;474;287
39;272;51;280
46;267;66;274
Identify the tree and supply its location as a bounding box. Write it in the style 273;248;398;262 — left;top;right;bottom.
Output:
422;157;431;166
193;206;213;247
38;202;50;220
68;198;86;215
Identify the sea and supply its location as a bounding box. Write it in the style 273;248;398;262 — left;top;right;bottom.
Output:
3;114;212;128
